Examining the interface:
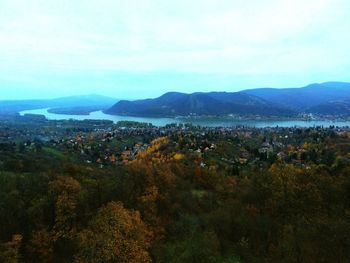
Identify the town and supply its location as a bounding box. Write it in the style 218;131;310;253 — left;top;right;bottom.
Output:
1;114;349;172
1;114;350;262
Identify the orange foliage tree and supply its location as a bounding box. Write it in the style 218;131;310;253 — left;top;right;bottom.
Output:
74;201;152;263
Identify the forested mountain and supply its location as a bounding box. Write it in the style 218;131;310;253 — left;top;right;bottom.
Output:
3;82;350;117
106;82;350;117
1;118;350;262
105;92;295;117
307;99;350;115
242;82;350;111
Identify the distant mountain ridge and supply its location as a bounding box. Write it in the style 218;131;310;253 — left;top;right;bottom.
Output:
105;91;295;117
105;82;350;117
0;94;117;115
306;99;350;116
2;82;350;117
242;82;350;111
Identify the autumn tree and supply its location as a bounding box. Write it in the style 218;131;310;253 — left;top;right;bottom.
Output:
28;176;82;262
27;229;55;263
48;176;82;240
0;234;22;263
74;201;152;263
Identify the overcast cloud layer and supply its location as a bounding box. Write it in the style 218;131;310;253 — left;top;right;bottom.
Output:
0;0;349;99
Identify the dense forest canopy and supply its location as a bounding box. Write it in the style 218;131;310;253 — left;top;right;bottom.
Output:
0;117;350;262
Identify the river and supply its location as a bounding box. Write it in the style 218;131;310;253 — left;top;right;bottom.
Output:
19;108;350;128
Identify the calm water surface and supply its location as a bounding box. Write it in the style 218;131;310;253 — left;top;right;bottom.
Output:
20;108;350;128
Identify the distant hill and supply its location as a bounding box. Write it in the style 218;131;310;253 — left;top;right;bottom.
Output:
307;99;350;116
2;81;350;117
242;82;350;111
105;92;295;117
106;81;350;117
0;94;117;115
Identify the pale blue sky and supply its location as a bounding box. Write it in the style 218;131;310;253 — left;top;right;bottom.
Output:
0;0;349;100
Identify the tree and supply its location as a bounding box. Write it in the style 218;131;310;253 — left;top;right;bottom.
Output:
75;201;152;263
0;234;22;263
48;176;82;240
27;229;54;263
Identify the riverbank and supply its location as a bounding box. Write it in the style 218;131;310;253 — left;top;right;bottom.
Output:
18;108;350;128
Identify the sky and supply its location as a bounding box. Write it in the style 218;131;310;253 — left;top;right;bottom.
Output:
0;0;350;100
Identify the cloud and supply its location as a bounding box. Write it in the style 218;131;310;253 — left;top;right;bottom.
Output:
0;0;349;98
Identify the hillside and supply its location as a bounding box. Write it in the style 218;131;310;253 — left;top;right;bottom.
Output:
307;99;350;115
242;82;350;111
105;92;295;117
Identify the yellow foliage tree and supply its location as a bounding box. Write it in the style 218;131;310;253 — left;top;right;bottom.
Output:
173;153;185;161
75;201;152;263
136;137;170;161
48;176;82;240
